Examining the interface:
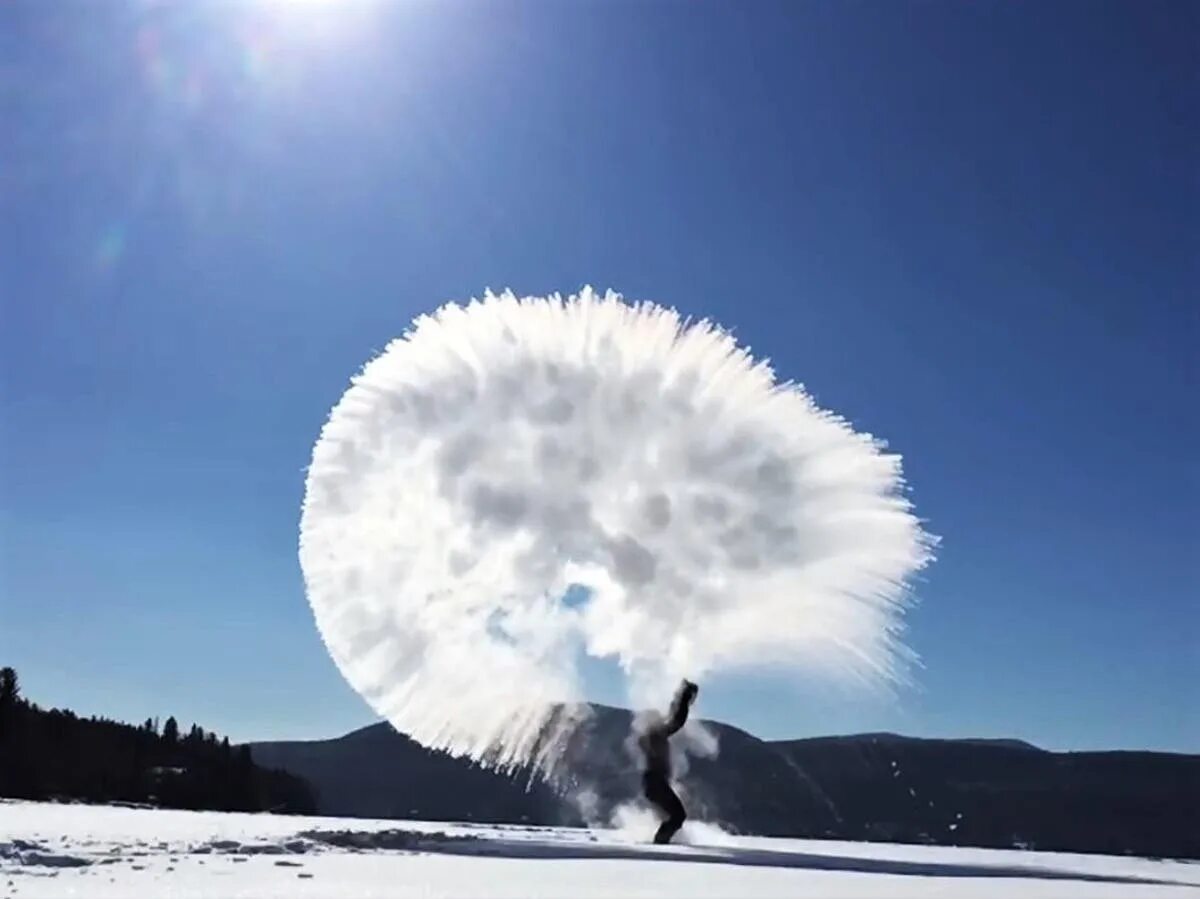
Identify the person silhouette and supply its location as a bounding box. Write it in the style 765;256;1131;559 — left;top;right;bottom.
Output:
637;679;698;844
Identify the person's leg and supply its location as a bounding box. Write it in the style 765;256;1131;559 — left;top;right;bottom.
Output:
649;778;686;844
642;772;672;840
642;772;667;815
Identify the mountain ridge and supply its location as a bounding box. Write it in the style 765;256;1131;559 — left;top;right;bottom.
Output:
249;706;1199;859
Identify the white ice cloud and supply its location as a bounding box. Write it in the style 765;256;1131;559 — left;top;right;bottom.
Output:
299;289;934;775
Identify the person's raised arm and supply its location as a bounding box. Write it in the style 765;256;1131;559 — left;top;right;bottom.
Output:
664;680;698;735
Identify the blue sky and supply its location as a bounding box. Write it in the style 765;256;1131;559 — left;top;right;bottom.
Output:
2;0;1196;752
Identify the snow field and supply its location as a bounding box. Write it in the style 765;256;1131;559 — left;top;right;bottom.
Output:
2;801;1197;898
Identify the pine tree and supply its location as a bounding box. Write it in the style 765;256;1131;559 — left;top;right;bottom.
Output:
0;667;21;792
162;716;179;746
0;667;19;707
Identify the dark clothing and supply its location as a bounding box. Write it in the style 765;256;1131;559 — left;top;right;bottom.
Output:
643;771;686;844
637;681;697;844
638;683;694;779
638;729;672;779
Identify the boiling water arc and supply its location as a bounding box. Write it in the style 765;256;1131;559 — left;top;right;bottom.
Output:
299;289;934;777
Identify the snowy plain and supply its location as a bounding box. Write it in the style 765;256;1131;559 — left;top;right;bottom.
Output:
1;800;1196;898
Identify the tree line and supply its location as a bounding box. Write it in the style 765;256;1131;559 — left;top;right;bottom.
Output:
0;666;316;814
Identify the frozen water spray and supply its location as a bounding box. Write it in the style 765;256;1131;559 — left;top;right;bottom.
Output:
300;289;934;777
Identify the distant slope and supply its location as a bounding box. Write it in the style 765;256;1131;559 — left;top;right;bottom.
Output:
250;707;1200;859
250;723;562;826
771;732;1199;857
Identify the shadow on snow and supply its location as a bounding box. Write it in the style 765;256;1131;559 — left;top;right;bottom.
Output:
298;829;1187;887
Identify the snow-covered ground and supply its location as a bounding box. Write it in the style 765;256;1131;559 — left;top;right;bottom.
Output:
1;800;1196;898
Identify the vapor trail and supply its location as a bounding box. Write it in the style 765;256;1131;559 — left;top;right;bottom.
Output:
300;289;934;775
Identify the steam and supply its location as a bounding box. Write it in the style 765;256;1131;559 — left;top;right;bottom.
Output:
299;288;934;776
